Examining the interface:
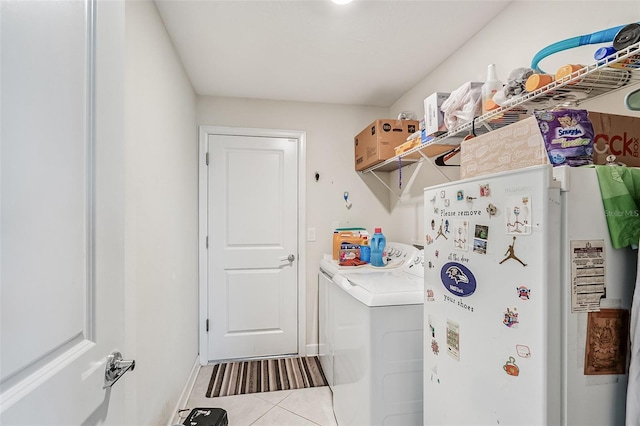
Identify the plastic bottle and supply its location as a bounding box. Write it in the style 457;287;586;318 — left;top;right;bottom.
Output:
594;46;640;70
360;236;371;263
481;64;503;113
370;228;386;267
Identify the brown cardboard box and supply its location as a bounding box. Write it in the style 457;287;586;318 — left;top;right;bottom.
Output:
589;111;640;167
460;116;549;179
354;119;419;171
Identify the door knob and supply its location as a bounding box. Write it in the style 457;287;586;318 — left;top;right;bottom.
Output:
104;351;135;388
279;254;295;263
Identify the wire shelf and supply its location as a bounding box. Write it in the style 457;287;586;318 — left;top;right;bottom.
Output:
361;40;640;174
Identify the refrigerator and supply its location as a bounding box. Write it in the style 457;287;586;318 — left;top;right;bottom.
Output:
423;164;637;426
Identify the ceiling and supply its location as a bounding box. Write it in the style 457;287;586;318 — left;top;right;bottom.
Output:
155;0;512;107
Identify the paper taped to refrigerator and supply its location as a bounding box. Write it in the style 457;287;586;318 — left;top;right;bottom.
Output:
570;240;606;313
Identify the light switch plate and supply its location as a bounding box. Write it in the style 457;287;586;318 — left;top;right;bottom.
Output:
307;228;316;242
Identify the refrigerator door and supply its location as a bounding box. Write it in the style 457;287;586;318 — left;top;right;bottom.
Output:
423;165;562;425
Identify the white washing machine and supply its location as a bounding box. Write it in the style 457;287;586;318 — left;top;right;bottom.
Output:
318;242;424;426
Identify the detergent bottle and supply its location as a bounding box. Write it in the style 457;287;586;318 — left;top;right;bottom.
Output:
360;236;371;263
370;228;386;267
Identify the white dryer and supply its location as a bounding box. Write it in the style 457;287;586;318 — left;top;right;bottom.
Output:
318;242;424;426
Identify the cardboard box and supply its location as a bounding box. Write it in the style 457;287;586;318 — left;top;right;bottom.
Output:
354;119;419;171
589;111;640;167
460;116;549;179
424;92;450;136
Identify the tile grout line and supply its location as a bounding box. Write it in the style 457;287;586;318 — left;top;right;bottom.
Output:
276;388;336;426
276;404;324;426
248;404;280;426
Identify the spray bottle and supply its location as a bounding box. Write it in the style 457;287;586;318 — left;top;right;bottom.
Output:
481;64;503;113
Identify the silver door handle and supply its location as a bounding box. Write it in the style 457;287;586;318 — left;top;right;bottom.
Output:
279;254;295;263
104;351;135;389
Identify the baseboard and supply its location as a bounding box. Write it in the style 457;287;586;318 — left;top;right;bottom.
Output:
166;356;200;426
306;343;319;357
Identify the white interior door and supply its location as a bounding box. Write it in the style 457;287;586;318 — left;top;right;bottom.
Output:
1;1;126;424
205;131;300;361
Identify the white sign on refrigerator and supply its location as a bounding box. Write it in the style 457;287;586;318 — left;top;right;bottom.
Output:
570;239;606;313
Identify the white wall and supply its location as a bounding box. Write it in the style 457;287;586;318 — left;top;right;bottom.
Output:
389;0;640;247
197;97;390;351
124;1;198;424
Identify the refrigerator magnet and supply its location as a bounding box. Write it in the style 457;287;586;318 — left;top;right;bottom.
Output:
480;184;491;197
431;339;440;356
430;367;441;384
516;344;531;358
503;307;519;328
486;203;497;218
444;199;450;207
516;285;531;300
499;236;527;267
426;288;435;301
446;320;460;361
456;190;464;201
503;356;520;376
472;224;489;255
436;220;448;240
441;262;476;297
431;219;435;230
453;220;469;251
506;195;532;234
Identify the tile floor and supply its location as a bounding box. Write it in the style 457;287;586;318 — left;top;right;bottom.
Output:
178;364;338;426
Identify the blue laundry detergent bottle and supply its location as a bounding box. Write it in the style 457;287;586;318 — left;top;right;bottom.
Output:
360;236;371;263
370;228;386;267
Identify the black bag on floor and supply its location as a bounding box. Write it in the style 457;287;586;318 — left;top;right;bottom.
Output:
182;408;228;426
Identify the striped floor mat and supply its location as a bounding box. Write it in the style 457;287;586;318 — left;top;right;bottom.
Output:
206;356;328;397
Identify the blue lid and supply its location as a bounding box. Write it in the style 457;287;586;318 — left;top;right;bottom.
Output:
594;46;617;61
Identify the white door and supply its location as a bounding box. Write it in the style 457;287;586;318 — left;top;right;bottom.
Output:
203;130;302;361
1;1;127;424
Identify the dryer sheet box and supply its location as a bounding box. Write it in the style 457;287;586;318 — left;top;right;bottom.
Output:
424;92;450;137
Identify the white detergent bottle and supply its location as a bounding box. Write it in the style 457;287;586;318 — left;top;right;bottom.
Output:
481;63;503;113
